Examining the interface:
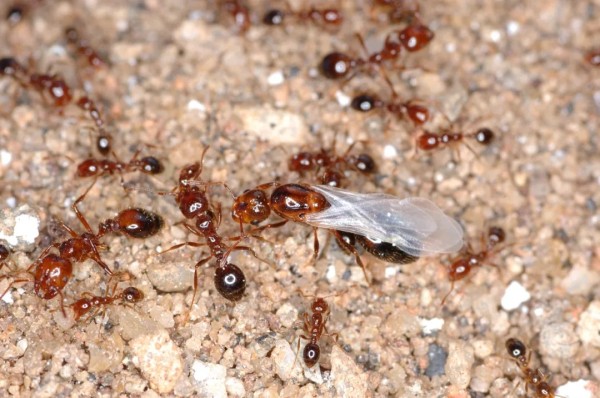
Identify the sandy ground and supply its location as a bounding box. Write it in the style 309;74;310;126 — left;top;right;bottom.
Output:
0;0;599;397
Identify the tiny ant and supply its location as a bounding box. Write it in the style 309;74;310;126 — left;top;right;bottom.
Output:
65;27;106;68
71;286;144;321
263;3;343;29
415;126;495;157
441;226;506;304
288;142;375;187
76;96;112;155
222;0;251;33
76;152;163;179
505;338;564;398
351;94;429;126
320;24;434;79
232;183;463;279
294;294;338;368
585;49;600;67
372;0;421;23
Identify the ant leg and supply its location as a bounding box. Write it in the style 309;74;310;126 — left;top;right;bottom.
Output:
0;277;30;300
331;230;370;284
440;280;456;305
89;244;113;275
72;179;98;233
159;241;206;255
227;245;273;268
312;227;320;264
185;256;212;323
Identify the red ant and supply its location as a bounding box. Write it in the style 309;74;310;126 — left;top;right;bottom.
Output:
441;226;506;304
505;338;565;398
76;151;163;179
371;0;421;23
156;148;264;306
0;58;111;154
293;293;339;369
585;49;600;67
263;3;343;29
320;24;434;79
415;126;495;158
222;0;251;33
65;27;107;69
288;142;375;187
0;183;163;312
71;286;144;321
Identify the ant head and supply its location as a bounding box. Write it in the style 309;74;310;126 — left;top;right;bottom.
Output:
116;208;164;239
505;338;527;359
289;152;316;172
140;156;164;175
311;298;329;314
303;342;321;368
398;24;435;52
179;162;202;184
122;287;144;303
231;189;270;224
214;263;246;301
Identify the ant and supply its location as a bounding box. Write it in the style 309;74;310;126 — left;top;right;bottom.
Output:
0;183;163;312
65;27;107;69
0;58;111;154
288;142;375;187
320;24;434;79
222;0;251;33
71;286;144;321
6;4;24;24
415;126;495;158
76;151;163;179
585;49;600;67
156;148;264;306
293;293;339;369
232;183;463;280
371;0;421;23
263;3;343;29
505;338;565;398
441;226;506;304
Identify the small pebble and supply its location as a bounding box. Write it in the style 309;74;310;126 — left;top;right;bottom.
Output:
424;344;447;377
501;281;531;311
191;360;227;398
330;345;368;398
445;340;474;389
577;301;600;348
539;322;580;359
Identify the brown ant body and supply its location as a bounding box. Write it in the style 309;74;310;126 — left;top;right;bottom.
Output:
71;286;144;321
76;153;163;179
0;58;112;154
320;24;434;79
65;27;106;69
441;226;505;304
415;126;495;157
505;338;563;398
288;144;375;187
295;296;337;368
263;4;343;29
585;49;600;67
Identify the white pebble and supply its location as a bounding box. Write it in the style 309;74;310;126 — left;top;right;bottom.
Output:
335;90;351;107
267;70;285;86
556;379;593;398
383;145;397;159
187;99;206;112
501;281;531;311
191;360;227;398
0;150;11;166
419;317;444;335
13;214;40;244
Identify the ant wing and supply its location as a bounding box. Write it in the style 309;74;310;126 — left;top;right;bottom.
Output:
305;185;464;256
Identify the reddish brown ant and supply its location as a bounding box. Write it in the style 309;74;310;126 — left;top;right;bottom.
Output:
371;0;421;23
0;183;162;312
441;226;506;304
76;96;112;155
222;0;251;33
76;151;163;179
65;27;107;69
71;286;144;321
320;24;434;80
288;142;375;188
505;338;565;398
415;126;495;158
263;3;343;29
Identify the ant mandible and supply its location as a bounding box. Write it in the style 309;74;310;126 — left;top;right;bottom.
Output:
320;24;434;79
263;3;343;29
71;286;144;321
441;226;506;304
505;338;565;398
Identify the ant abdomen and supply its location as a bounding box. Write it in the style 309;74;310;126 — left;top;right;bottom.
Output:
270;184;330;222
356;235;418;264
303;342;321;368
115;208;163;239
139;156;163;174
214;263;246;301
320;52;354;79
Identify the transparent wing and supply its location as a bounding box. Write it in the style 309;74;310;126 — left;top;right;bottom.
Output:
305;185;464;256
